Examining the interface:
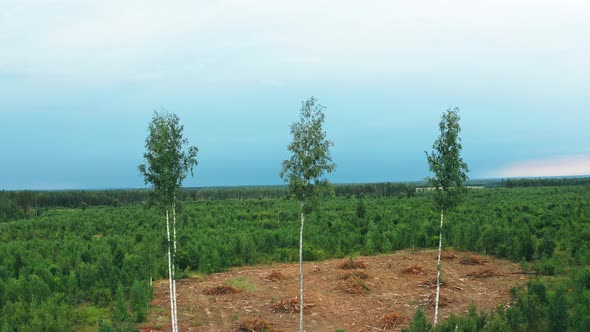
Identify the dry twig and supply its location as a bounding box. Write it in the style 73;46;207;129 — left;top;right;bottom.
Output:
402;264;427;275
202;285;240;295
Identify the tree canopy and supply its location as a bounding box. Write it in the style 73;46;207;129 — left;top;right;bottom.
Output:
138;110;198;206
280;97;336;208
425;107;469;210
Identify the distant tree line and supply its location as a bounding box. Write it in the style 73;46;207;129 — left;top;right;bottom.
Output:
186;186;287;201
335;182;417;198
0;190;147;221
4;176;590;222
500;177;590;188
2;176;589;223
0;182;420;222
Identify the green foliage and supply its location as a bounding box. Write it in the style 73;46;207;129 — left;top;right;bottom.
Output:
534;257;557;276
435;305;488;332
3;178;590;222
548;286;568;332
527;279;548;304
356;198;367;219
425;107;469;210
130;281;150;322
538;234;556;258
138;110;198;207
280;96;336;208
402;308;432;332
112;284;128;321
0;185;589;329
97;318;115;332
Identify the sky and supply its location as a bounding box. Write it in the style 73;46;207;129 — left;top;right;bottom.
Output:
1;0;590;190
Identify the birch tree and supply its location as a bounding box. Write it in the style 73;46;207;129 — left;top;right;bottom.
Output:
139;110;198;332
425;107;469;326
280;97;335;332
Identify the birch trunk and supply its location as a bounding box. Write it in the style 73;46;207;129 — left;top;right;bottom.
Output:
172;199;178;332
165;209;177;332
434;208;444;326
299;201;305;332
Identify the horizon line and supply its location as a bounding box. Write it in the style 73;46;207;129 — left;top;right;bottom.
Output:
2;175;590;192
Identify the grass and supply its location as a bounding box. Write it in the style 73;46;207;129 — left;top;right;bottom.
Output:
225;277;257;292
178;270;207;281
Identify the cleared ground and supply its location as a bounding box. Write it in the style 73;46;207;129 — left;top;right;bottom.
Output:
140;249;527;332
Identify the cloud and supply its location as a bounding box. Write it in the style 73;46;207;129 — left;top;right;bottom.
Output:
494;155;590;178
2;0;589;88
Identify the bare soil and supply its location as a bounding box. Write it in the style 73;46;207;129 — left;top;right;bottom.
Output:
140;249;527;332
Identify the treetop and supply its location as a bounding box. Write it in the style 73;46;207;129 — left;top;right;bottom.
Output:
425;107;469;210
280;97;336;206
138;110;198;206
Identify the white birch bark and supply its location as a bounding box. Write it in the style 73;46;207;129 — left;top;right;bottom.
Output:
165;209;177;332
434;209;444;326
172;199;178;332
299;201;305;332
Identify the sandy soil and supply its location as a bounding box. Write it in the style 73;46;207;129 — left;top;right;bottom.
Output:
140;249;527;332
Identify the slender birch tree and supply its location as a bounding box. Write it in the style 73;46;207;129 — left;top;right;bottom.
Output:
139;110;198;332
425;107;468;326
280;97;335;332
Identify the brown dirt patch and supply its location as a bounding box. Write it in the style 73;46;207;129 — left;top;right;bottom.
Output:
466;268;499;279
141;249;527;331
440;251;457;260
339;270;369;280
263;270;286;282
337;275;370;295
339;258;367;269
270;298;313;314
202;285;241;295
460;255;488;265
416;277;443;289
425;293;452;307
381;312;403;330
234;319;276;332
402;264;427;275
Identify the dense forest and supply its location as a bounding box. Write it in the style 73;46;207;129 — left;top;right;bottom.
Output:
2;176;589;222
0;182;420;222
0;184;589;330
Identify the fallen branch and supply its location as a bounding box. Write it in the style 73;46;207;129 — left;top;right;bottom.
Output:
460;255;488;265
340;258;368;270
417;277;442;289
234;319;275;332
262;270;286;282
402;264;427;275
202;285;240;295
270;298;314;314
466;269;498;279
381;312;403;330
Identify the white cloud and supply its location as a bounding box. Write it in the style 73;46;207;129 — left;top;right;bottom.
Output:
1;0;589;87
495;155;590;178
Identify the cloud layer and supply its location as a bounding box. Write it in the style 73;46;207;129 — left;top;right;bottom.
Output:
495;155;590;178
2;0;589;88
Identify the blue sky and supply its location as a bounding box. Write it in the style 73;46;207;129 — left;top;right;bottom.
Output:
1;0;589;190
